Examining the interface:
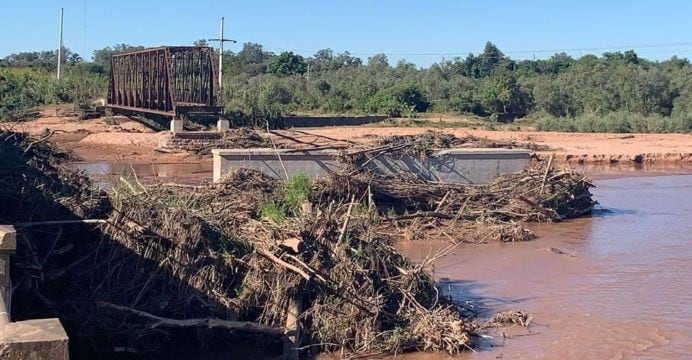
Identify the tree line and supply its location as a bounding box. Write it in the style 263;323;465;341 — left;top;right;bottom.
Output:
1;41;690;132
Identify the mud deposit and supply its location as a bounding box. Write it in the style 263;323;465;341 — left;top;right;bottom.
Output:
398;174;692;359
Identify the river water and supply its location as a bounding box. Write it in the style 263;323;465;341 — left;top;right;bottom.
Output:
398;174;692;359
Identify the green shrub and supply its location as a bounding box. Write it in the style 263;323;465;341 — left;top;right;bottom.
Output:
260;200;286;224
259;174;312;223
535;111;692;133
0;66;106;121
366;84;430;116
281;174;311;214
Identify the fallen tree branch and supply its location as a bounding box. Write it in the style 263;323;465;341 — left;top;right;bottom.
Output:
539;154;554;195
266;121;290;180
290;129;358;145
269;129;318;146
23;129;55;154
257;249;312;281
97;302;284;335
383;211;454;222
14;219;108;228
515;195;556;220
283;145;348;153
338;196;356;243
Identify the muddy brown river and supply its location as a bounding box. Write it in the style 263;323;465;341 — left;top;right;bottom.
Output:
398;174;692;359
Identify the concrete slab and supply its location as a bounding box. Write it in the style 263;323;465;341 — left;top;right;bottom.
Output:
0;225;16;251
0;318;69;360
212;148;531;184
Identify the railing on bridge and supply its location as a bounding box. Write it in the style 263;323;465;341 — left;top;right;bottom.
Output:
107;46;222;119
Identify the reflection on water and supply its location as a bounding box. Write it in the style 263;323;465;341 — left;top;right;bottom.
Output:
398;174;692;359
72;162;212;184
574;162;692;180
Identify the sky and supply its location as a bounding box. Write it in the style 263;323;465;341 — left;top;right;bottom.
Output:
2;0;692;67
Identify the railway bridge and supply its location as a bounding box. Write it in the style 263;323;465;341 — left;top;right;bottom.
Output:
107;46;227;132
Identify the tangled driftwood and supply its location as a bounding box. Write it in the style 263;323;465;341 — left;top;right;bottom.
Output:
2;127;594;358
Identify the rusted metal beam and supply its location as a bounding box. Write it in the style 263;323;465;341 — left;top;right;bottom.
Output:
107;46;220;119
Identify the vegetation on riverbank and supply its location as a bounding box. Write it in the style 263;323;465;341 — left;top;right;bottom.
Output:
2;42;690;132
0;66;106;120
532;111;692;133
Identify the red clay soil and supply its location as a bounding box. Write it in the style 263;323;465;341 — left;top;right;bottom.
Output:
4;115;206;164
305;127;692;165
5;116;691;167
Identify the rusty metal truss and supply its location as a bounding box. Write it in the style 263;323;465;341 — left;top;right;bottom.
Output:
107;46;221;118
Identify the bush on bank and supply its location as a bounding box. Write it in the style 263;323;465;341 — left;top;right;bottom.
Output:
534;111;692;133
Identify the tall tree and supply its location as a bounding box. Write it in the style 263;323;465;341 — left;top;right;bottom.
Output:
268;51;307;76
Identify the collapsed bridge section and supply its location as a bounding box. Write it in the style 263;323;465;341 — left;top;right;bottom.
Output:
107;46;222;121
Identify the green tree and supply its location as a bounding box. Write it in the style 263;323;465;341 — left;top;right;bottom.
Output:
268;51;307;76
367;84;430;116
367;54;389;70
334;51;363;67
92;44;145;71
478;71;529;117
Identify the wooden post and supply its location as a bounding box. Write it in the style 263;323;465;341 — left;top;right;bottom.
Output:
283;295;302;360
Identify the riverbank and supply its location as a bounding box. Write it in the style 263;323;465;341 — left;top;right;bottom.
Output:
5;115;692;168
304;126;692;166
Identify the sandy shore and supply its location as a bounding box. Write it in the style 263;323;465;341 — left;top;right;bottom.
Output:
5;115;207;164
307;126;692;165
5;116;691;167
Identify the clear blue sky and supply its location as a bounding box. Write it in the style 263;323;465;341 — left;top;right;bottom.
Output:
2;0;692;66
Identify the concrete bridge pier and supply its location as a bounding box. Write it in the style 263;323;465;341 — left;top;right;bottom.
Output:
170;118;184;133
0;225;69;360
170;118;229;133
217;118;230;132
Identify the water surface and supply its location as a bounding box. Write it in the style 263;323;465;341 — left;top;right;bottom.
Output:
73;162;212;184
399;174;692;359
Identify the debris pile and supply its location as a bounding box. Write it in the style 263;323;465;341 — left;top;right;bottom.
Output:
96;171;477;355
485;310;534;328
311;158;595;243
365;130;551;157
3;128;477;357
0;127;107;221
2;128;594;358
58;102;106;120
215;127;275;150
160;127;276;155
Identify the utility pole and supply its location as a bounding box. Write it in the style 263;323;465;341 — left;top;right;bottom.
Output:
57;8;64;80
208;17;236;95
